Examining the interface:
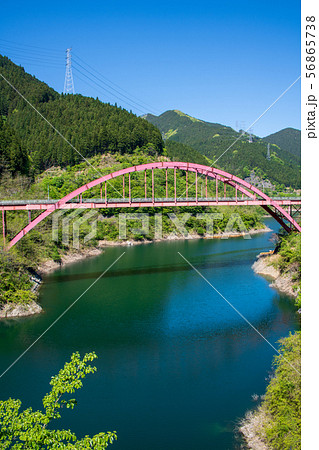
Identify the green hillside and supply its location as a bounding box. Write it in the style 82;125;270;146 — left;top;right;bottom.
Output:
264;128;301;161
144;110;301;189
0;118;29;175
0;55;163;173
0;56;301;190
165;140;209;165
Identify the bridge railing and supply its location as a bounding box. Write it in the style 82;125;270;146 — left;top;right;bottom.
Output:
0;196;301;206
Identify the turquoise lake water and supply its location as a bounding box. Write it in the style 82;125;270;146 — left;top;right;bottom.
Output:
0;218;299;449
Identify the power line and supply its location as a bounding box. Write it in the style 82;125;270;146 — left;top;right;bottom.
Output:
0;38;61;54
73;67;145;113
0;45;62;61
72;58;159;115
7;61;64;69
0;39;162;115
72;65;147;114
72;52;162;114
0;52;64;66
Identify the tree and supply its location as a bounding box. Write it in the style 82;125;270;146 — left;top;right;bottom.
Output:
0;352;117;449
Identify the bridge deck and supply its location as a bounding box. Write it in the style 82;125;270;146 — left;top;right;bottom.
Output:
0;197;301;211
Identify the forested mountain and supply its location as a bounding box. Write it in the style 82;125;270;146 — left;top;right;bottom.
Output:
0;117;29;175
144;110;301;189
0;55;301;189
264;128;301;161
0;55;163;172
165;140;209;165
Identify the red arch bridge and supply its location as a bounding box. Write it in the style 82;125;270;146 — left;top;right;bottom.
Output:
1;162;301;250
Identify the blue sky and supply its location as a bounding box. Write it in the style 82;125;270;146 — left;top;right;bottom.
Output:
1;0;301;136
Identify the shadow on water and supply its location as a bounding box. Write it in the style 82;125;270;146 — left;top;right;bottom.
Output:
44;246;266;284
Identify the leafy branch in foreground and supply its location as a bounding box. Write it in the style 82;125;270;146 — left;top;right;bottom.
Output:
0;352;117;449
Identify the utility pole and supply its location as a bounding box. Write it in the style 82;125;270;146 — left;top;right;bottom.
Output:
63;48;75;94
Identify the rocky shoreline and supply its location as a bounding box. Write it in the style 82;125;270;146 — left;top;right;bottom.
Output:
252;252;299;299
0;300;42;319
240;249;300;449
0;226;270;319
239;408;270;450
37;247;103;275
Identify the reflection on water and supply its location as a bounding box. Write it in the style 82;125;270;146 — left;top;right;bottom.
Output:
0;220;299;450
45;246;264;284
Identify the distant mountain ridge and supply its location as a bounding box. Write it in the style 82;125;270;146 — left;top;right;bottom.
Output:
264;128;301;160
143;110;235;142
144;110;301;189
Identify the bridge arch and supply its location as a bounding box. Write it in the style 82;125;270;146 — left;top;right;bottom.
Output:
6;161;301;249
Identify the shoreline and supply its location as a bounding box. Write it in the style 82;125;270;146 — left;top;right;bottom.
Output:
239;247;300;449
0;299;42;319
37;225;272;275
252;252;299;299
238;407;270;450
1;225;271;319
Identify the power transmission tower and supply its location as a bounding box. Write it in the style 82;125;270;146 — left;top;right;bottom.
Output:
239;121;246;134
266;143;271;160
63;48;75;94
248;127;253;143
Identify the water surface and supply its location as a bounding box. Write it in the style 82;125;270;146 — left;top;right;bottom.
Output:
0;219;299;449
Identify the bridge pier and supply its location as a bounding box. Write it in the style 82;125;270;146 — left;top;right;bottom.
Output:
145;170;147;199
186;171;188;199
196;171;198;203
2;210;6;247
216;177;218;203
174;167;177;204
165;169;168;199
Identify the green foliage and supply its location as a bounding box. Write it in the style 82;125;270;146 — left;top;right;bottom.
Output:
1;289;37;305
95;205;264;241
0;117;29;175
276;233;301;308
145;110;301;189
0;55;163;172
165;140;209;165
0;352;117;449
277;233;301;273
262;332;301;449
295;291;301;309
0;251;34;306
264;128;301;161
50;246;62;263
